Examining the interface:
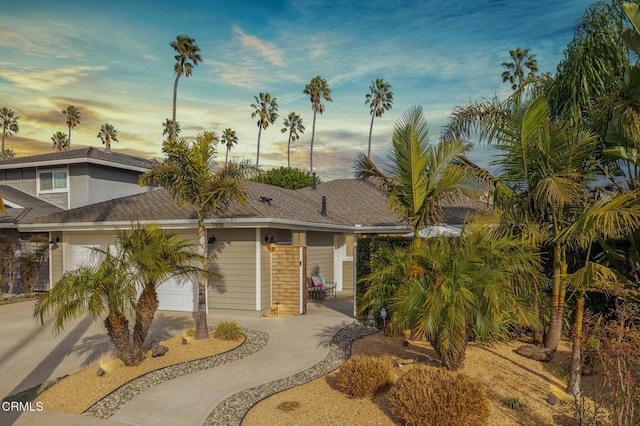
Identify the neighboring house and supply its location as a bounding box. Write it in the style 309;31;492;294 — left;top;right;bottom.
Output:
16;178;481;316
0;147;157;294
0;147;157;210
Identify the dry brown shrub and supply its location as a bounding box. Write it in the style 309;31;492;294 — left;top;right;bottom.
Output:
389;365;490;426
335;355;394;398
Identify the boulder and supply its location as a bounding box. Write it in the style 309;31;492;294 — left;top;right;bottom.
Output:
151;339;169;357
547;393;558;405
516;344;554;362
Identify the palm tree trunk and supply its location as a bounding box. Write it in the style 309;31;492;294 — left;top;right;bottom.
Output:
68;125;72;149
194;216;209;340
287;133;292;168
367;114;375;157
132;287;160;363
225;148;229;167
310;111;317;174
172;73;181;140
256;126;263;167
566;294;585;396
545;245;567;351
104;312;137;366
1;130;5;157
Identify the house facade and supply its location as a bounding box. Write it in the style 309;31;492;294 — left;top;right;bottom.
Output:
17;180;415;315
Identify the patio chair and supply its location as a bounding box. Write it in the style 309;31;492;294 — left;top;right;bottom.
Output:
314;273;336;299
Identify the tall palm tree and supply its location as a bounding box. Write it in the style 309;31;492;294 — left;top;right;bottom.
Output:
51;131;69;152
250;92;278;167
97;123;118;152
170;35;202;140
281;112;305;168
365;78;394;157
162;119;181;141
221;128;238;166
140;132;257;339
501;48;538;95
354;106;482;233
62;105;80;148
303;76;332;174
1;107;19;159
35;222;205;366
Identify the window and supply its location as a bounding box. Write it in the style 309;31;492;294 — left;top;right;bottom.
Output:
39;170;68;192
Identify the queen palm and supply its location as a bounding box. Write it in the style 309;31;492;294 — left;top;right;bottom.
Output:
250;92;278;167
35;222;205;366
221;128;238;166
445;93;600;352
97;123;118;152
281;112;304;168
355;106;482;234
1;107;19;159
62;105;80;148
170;35;202;140
140;132;256;339
51;131;69;152
365;78;394;157
303;76;332;174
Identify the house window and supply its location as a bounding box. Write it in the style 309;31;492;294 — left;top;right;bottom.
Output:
39;170;68;193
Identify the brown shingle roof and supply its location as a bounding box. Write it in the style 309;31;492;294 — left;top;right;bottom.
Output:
0;185;63;227
0;147;157;170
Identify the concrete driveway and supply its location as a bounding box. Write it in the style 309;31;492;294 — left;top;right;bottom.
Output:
0;295;356;426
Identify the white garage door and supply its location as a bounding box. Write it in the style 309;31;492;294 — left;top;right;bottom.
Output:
66;234;197;312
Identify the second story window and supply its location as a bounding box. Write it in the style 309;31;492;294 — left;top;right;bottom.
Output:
39;170;68;193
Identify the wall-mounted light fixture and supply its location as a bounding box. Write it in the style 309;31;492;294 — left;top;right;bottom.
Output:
49;236;60;245
264;233;275;243
207;236;216;244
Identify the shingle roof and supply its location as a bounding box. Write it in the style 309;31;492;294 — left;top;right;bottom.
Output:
0;147;158;170
17;179;484;230
0;185;64;227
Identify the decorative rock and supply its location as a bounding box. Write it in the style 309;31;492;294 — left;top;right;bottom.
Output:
151;339;169;357
97;367;105;377
547;393;558;405
515;345;555;362
402;339;409;347
182;338;188;345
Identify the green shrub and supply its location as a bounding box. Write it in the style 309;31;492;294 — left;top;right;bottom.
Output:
335;355;394;398
212;320;243;340
389;365;490;426
250;167;322;189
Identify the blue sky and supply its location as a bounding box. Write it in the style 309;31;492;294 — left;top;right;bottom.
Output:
1;0;590;179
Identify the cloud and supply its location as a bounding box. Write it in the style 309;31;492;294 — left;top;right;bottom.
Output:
0;27;35;50
232;25;284;66
0;65;107;91
142;54;158;61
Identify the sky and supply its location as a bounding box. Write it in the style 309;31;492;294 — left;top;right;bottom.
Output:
1;0;592;180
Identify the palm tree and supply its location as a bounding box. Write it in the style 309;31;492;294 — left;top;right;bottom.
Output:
170;35;202;140
162;119;181;141
303;76;332;174
51;131;69;152
556;189;640;396
1;107;19;159
62;105;80;148
281;112;305;168
221;128;238;166
250;92;279;167
140;132;257;339
363;221;540;370
354;106;482;233
501;48;538;95
365;79;394;157
97;123;118;152
35;222;205;366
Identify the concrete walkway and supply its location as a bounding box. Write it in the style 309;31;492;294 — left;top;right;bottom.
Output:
5;295;355;425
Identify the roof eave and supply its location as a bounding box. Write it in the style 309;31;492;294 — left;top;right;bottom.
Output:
0;157;150;172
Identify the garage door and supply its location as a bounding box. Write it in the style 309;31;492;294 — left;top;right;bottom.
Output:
66;234;197;312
